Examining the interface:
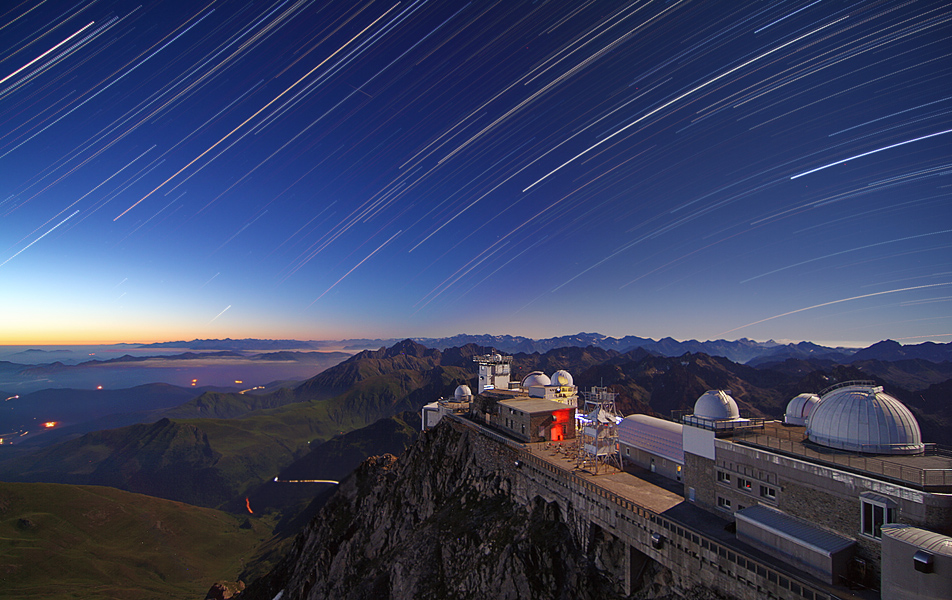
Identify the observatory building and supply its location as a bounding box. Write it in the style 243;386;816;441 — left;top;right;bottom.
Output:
784;393;820;426
424;359;952;596
423;352;579;443
679;382;952;592
614;383;952;593
469;365;578;443
421;384;473;430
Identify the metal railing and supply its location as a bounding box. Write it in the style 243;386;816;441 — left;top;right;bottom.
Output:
732;427;952;491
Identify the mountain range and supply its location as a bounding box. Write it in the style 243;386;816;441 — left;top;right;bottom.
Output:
2;336;951;597
127;334;952;364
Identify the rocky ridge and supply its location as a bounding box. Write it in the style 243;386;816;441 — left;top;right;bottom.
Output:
241;419;732;600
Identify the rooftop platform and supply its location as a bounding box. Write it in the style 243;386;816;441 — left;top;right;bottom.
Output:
520;437;877;600
498;397;576;415
730;421;952;492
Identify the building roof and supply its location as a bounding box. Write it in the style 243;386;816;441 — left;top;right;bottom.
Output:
735;505;855;556
497;397;575;415
881;524;952;556
729;421;952;492
807;384;923;455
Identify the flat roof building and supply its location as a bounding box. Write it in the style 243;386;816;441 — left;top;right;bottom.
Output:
680;383;952;594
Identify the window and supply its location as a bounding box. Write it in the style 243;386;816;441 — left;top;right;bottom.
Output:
717;496;731;509
737;477;753;491
760;485;776;500
717;471;731;484
861;497;896;539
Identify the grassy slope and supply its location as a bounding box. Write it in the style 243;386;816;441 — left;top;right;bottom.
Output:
0;482;272;600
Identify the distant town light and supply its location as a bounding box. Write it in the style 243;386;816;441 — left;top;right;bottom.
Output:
43;421;57;428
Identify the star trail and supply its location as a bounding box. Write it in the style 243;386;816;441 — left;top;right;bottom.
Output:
1;0;949;345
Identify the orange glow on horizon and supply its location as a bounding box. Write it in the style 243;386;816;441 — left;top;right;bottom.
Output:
43;421;57;428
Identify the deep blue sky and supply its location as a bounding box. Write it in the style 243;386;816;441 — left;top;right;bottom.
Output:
2;0;950;345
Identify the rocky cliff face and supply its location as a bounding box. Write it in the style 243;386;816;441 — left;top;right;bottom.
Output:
241;420;728;600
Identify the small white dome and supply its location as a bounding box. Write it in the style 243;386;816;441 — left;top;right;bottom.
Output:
807;384;923;455
492;353;503;362
694;390;740;421
522;371;551;388
784;393;820;426
550;370;573;387
454;385;472;400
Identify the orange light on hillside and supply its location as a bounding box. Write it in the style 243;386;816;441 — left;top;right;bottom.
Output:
97;385;103;390
235;380;243;384
43;421;57;428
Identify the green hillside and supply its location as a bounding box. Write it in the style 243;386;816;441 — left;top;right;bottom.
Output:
0;362;472;509
0;481;270;600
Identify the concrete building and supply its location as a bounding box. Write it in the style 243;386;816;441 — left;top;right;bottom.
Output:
421;385;473;430
680;382;952;594
426;362;579;443
474;352;512;392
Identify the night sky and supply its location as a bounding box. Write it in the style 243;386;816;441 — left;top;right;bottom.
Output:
2;0;950;345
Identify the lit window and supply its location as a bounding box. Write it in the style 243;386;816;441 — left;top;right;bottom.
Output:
737;477;752;491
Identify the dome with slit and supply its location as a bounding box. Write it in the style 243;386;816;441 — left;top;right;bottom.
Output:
550;370;573;387
522;372;551;389
785;393;820;426
693;390;740;421
806;385;923;455
454;385;472;400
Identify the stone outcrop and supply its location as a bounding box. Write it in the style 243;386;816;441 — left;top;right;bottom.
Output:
241;420;727;600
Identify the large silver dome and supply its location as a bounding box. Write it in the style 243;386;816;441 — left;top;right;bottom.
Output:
522;371;551;388
784;393;820;426
694;390;740;421
550;369;573;387
806;384;923;455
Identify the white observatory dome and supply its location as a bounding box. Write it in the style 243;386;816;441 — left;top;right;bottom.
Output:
522;371;551;389
693;390;740;421
784;393;820;426
454;385;472;400
550;369;573;387
806;384;923;455
492;353;503;362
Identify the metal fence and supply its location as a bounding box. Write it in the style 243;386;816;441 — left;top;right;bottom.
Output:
732;427;952;491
